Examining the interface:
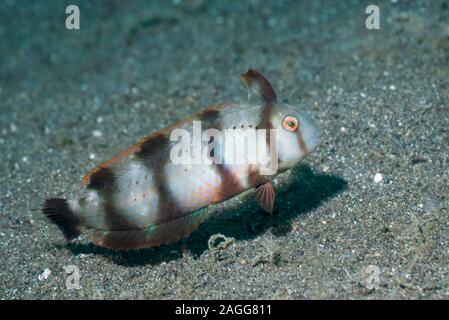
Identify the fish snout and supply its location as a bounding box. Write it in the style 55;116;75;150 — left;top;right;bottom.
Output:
300;114;321;155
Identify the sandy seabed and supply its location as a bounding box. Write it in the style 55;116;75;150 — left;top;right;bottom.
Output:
0;0;448;299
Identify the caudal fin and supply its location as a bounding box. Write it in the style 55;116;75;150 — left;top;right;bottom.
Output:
42;198;81;240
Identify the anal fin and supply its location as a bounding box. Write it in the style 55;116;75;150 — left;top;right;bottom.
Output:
90;208;209;250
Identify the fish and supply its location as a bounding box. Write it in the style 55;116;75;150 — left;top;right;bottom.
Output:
42;69;321;250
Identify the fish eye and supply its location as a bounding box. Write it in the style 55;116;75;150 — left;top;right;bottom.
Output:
282;115;299;132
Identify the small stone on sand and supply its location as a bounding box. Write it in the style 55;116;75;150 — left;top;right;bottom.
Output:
373;173;383;183
38;268;51;281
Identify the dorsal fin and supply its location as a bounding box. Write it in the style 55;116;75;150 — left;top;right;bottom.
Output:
241;69;277;105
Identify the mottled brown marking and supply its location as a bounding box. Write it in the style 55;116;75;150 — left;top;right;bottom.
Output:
134;133;183;225
86;167;138;231
250;102;277;186
82;145;140;185
135;132;168;160
153;173;183;224
102;191;137;231
81;103;235;245
87;167;115;190
214;164;245;201
81;104;233;187
200;109;246;202
197;108;221;126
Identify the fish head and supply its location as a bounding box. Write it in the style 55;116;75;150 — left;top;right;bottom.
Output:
270;103;321;170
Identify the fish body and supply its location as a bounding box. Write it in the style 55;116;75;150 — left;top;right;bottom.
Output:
42;69;320;250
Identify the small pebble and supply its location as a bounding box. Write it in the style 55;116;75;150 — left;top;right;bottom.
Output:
92;130;102;138
89;153;96;160
373;173;383;183
38;268;51;281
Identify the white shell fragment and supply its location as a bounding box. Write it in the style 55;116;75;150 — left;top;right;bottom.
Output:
373;172;383;183
38;268;51;281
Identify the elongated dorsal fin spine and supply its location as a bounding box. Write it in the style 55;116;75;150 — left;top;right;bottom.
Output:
241;69;277;105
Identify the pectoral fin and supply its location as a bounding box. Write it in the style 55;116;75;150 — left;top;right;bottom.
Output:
254;182;275;214
241;69;277;105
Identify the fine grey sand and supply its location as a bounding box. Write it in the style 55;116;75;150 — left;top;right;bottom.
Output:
0;0;448;299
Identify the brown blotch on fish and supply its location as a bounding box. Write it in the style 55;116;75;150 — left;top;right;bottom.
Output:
215;164;245;201
197;108;220;120
102;197;137;231
87;167;115;190
135;132;169;161
136;132;184;225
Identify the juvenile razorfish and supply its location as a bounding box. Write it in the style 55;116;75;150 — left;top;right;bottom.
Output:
42;69;321;250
